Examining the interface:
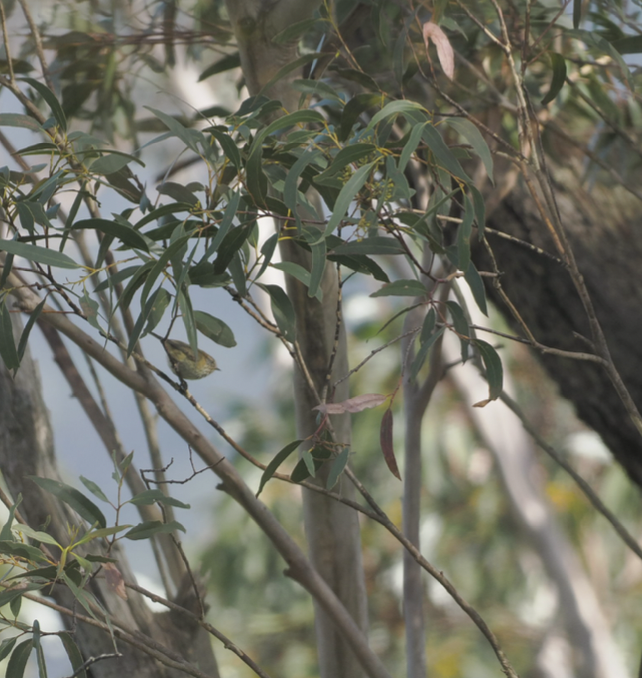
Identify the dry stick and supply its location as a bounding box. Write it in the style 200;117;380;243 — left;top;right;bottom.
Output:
343;466;519;678
127;582;272;678
0;1;15;86
568;79;642;162
543;120;642;203
18;0;56;91
126;313;522;678
500;391;642;562
488;0;642;558
7;279;393;678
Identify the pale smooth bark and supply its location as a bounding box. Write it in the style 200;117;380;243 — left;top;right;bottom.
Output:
225;2;370;676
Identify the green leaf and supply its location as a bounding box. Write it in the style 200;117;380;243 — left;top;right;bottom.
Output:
283;149;323;211
573;0;581;28
291;78;343;103
144;106;201;153
0;239;79;269
256;440;303;497
212;223;253;275
178;286;198;356
410;325;445;379
259;284;296;342
464;263;488;316
326;447;350;490
398;121;427;173
567;29;632;88
317;144;377;184
22;77;67;131
6;638;33;678
157;181;200;207
194;311;236;347
291;446;332;483
32;619;48;678
245;143;268;207
198;52;241;81
9;592;22;617
12;524;60;547
339;92;384;141
322;162;375;237
204;190;241;259
421;124;470;182
139;232;192;310
331;237;405;256
0;540;49;563
541;53;567;105
129;489;190;509
446;300;470;363
79;476;109;503
124;520;186;540
0;496;20;541
73;218;149;252
90;151;144;175
456;196;474;273
445;117;494;182
367;99;426;131
308;238;326;300
421;308;436;342
476;339;503;401
74;524;131;547
208;127;242;169
59;633;86;678
17;298;46;362
0;113;41;132
0;638;17;662
258;52;325;97
302;448;316;477
0;301;20;370
612;35;642;55
29;477;107;528
143;287;172;336
272;18;324;44
370;279;426;297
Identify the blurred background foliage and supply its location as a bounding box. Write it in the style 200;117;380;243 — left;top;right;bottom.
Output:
2;0;642;676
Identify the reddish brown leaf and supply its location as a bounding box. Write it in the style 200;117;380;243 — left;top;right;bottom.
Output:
422;22;455;80
380;408;401;480
103;562;128;600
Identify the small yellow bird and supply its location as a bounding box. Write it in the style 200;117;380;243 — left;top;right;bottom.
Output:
152;333;218;380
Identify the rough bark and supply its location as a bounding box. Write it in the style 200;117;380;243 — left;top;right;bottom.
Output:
475;163;642;488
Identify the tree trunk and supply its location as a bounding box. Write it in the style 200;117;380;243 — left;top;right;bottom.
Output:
225;2;370;676
475;162;642;489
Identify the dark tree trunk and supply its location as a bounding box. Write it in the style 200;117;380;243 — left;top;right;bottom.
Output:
475;164;642;487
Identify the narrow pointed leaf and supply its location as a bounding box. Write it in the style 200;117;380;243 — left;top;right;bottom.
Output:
29;477;106;528
257;439;303;497
380;409;400;480
0;239;79;269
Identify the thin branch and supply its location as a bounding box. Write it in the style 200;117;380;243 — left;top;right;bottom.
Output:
499;391;642;562
6;275;393;678
126;582;272;678
18;0;55;91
